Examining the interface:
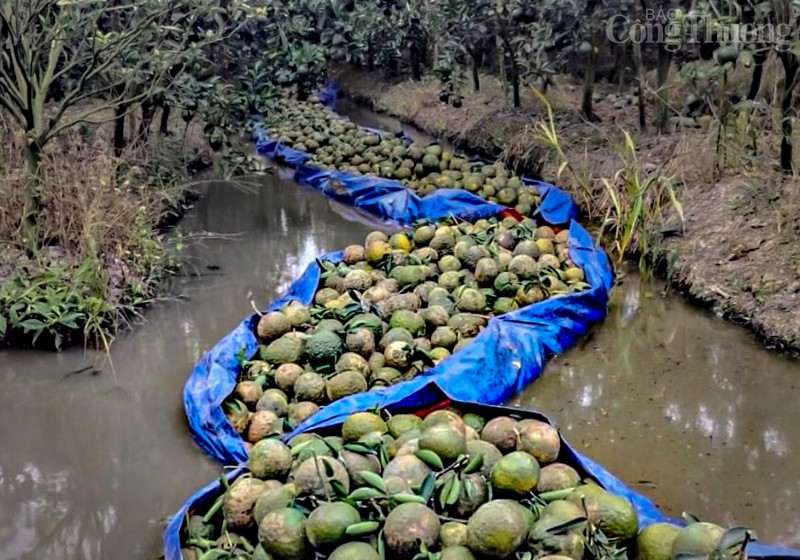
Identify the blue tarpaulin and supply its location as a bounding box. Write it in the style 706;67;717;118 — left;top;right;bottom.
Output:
182;218;611;466
185;95;603;465
165;386;800;560
252;128;578;226
168;89;800;560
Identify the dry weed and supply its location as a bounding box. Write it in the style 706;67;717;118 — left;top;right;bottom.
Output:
0;107;193;348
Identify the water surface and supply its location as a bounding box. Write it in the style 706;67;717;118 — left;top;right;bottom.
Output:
508;273;800;547
0;175;377;560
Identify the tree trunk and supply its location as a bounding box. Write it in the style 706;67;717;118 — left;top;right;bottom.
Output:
22;141;42;253
747;50;768;100
410;45;422;81
655;45;672;133
617;44;627;92
499;35;521;108
633;42;646;132
136;99;157;146
581;46;596;119
581;1;599;120
497;35;508;104
714;69;730;175
297;77;311;101
159;104;171;135
780;54;799;172
471;51;481;91
114;103;127;157
510;55;521;108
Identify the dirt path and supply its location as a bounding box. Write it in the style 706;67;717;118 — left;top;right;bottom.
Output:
333;68;800;353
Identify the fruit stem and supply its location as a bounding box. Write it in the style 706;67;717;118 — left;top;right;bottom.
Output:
186;537;215;549
312;451;332;502
202;496;225;524
436;456;469;479
437;514;468;524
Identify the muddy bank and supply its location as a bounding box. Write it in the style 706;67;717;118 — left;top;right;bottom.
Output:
332;69;800;353
0;175;377;560
508;270;800;548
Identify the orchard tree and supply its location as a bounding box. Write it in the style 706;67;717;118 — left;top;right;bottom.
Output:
399;3;428;81
436;0;493;91
488;0;535;107
346;0;387;70
0;0;232;251
260;0;329;99
514;0;579;94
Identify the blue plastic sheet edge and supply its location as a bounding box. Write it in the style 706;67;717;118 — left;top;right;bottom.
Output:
166;384;800;560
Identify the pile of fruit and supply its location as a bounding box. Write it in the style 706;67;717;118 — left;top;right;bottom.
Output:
225;217;590;448
181;406;751;560
266;98;542;215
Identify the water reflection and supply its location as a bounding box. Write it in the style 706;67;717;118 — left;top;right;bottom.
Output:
510;271;800;547
0;174;378;560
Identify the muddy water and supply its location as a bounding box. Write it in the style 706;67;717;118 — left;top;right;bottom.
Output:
335;98;454;150
0;175;377;560
508;273;800;547
336;103;800;548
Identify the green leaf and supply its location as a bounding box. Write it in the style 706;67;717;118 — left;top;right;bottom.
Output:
330;479;349;498
438;476;454;510
18;319;45;332
344;442;376;454
718;527;753;553
378;529;386;560
358;470;387;493
445;477;461;505
290;439;315;457
419;472;436;502
348;487;385;501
